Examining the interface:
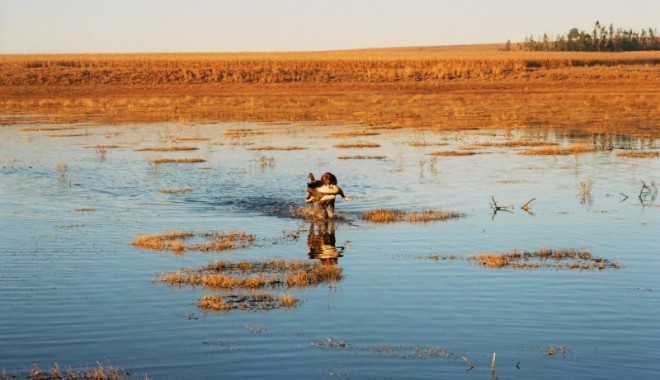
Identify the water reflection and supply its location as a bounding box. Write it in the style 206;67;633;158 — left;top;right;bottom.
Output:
307;220;347;264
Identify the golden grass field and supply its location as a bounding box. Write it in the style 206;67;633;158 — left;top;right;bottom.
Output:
1;45;659;136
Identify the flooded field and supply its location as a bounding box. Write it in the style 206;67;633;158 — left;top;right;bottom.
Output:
1;122;658;379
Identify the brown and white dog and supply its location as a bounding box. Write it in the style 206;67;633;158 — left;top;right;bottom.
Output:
306;172;350;219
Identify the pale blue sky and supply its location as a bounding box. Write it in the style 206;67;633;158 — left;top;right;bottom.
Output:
1;0;658;54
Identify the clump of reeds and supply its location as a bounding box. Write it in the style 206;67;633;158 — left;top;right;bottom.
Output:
161;188;193;194
159;258;342;289
6;362;146;380
131;230;194;252
520;143;596;156
477;141;559;148
406;209;463;223
616;151;659;158
246;146;306;151
197;292;300;312
136;146;199;151
333;142;381;148
466;248;622;270
428;150;477;156
545;345;568;357
407;140;449;147
174;137;210;142
361;208;464;223
194;231;256;252
361;209;406;223
131;230;254;254
152;157;206;164
84;144;121;149
337;155;387;160
329;131;380;137
223;129;265;137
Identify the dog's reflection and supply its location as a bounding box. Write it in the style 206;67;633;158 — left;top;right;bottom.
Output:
307;220;347;264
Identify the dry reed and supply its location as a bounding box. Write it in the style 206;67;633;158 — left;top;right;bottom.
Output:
333;142;381;148
246;146;306;151
520;143;596;156
361;208;464;223
616;151;659;158
131;230;254;253
136;146;198;151
5;362;147;380
197;292;300;312
158;258;342;289
466;248;622;270
337;155;387;160
152;157;206;164
161;188;193;194
429;150;478;156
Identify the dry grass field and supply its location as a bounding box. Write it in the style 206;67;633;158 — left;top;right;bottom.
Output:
1;45;658;136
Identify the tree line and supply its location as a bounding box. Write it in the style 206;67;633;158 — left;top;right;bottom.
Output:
521;21;659;52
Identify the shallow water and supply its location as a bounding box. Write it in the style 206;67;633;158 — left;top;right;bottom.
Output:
1;123;659;379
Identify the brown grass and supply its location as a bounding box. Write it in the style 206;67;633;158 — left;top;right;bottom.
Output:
328;131;381;138
429;150;478;156
136;146;198;151
520;143;596;156
197;292;300;312
333;142;381;148
161;188;193;194
616;151;660;158
159;258;342;289
361;208;464;223
477;141;559;148
361;209;406;223
223;129;265;136
174;136;210;142
84;144;122;149
152;157;206;164
246;146;306;151
2;50;658;137
3;362;148;380
131;230;254;253
131;230;194;252
407;140;449;147
337;155;387;160
466;248;622;270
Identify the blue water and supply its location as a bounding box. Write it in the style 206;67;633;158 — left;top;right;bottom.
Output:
1;123;658;379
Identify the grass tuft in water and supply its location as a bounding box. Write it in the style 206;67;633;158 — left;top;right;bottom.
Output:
131;230;254;254
616;151;659;158
1;362;148;380
361;208;464;223
152;157;206;164
467;248;622;270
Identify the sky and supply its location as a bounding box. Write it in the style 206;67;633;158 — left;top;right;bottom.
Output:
1;0;658;54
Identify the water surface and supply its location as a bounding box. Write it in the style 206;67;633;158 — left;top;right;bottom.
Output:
1;123;658;379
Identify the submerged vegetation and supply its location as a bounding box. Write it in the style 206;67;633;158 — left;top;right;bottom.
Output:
131;230;255;253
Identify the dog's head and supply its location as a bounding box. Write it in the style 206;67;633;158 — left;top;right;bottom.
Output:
321;172;338;186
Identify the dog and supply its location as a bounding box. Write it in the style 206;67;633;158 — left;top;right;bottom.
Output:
305;172;350;219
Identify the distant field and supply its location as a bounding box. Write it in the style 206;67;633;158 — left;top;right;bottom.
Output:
1;45;658;136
